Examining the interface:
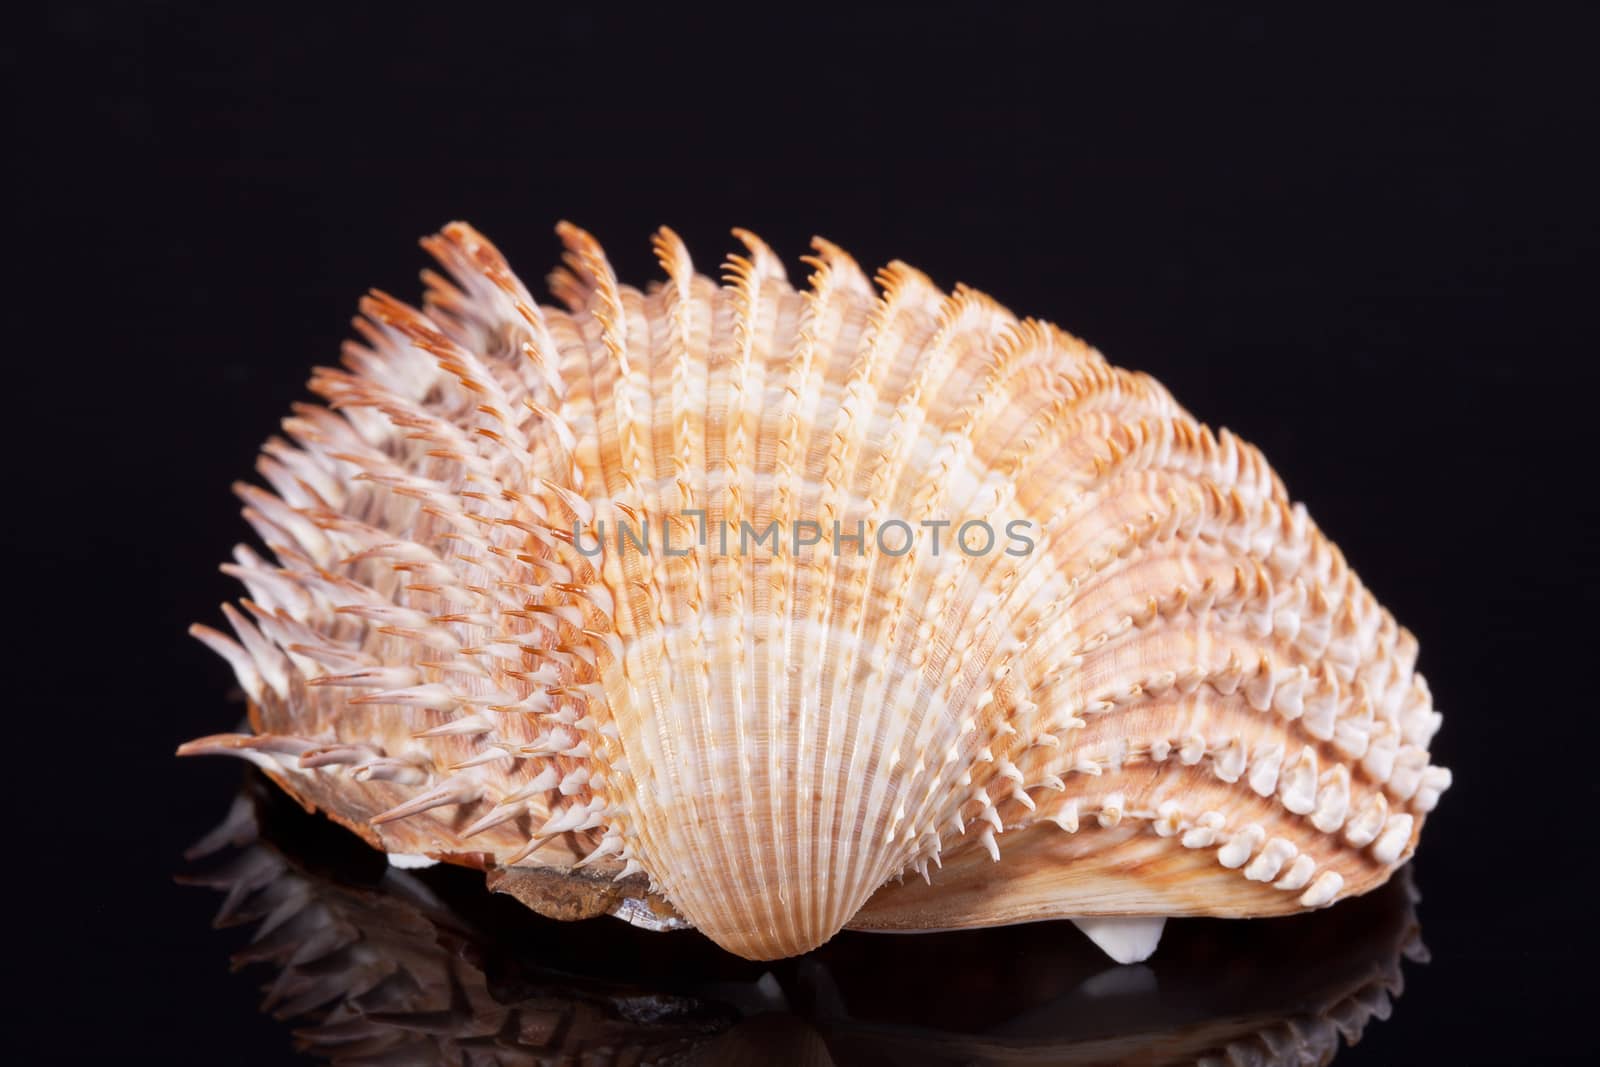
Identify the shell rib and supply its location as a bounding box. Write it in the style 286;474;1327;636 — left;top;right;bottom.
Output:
182;221;1450;961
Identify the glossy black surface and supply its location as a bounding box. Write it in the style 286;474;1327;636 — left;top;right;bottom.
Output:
15;6;1597;1063
180;771;1424;1065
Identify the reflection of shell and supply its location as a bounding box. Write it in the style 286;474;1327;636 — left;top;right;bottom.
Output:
181;786;737;1063
185;777;1429;1065
182;222;1450;961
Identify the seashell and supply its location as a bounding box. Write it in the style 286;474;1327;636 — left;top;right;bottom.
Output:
181;221;1451;962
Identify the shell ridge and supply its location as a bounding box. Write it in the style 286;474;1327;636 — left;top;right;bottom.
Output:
780;254;846;945
793;245;878;949
829;274;969;909
749;280;811;946
627;239;734;915
814;264;948;926
716;239;783;947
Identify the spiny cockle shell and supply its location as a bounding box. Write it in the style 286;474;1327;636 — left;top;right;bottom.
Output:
182;221;1451;962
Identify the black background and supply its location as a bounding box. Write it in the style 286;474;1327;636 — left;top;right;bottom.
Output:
12;4;1598;1063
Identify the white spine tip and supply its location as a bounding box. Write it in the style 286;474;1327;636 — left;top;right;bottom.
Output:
1371;813;1415;865
1071;916;1167;964
1298;870;1344;908
386;852;439;869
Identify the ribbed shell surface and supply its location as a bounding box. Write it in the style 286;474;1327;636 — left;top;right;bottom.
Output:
184;223;1449;960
